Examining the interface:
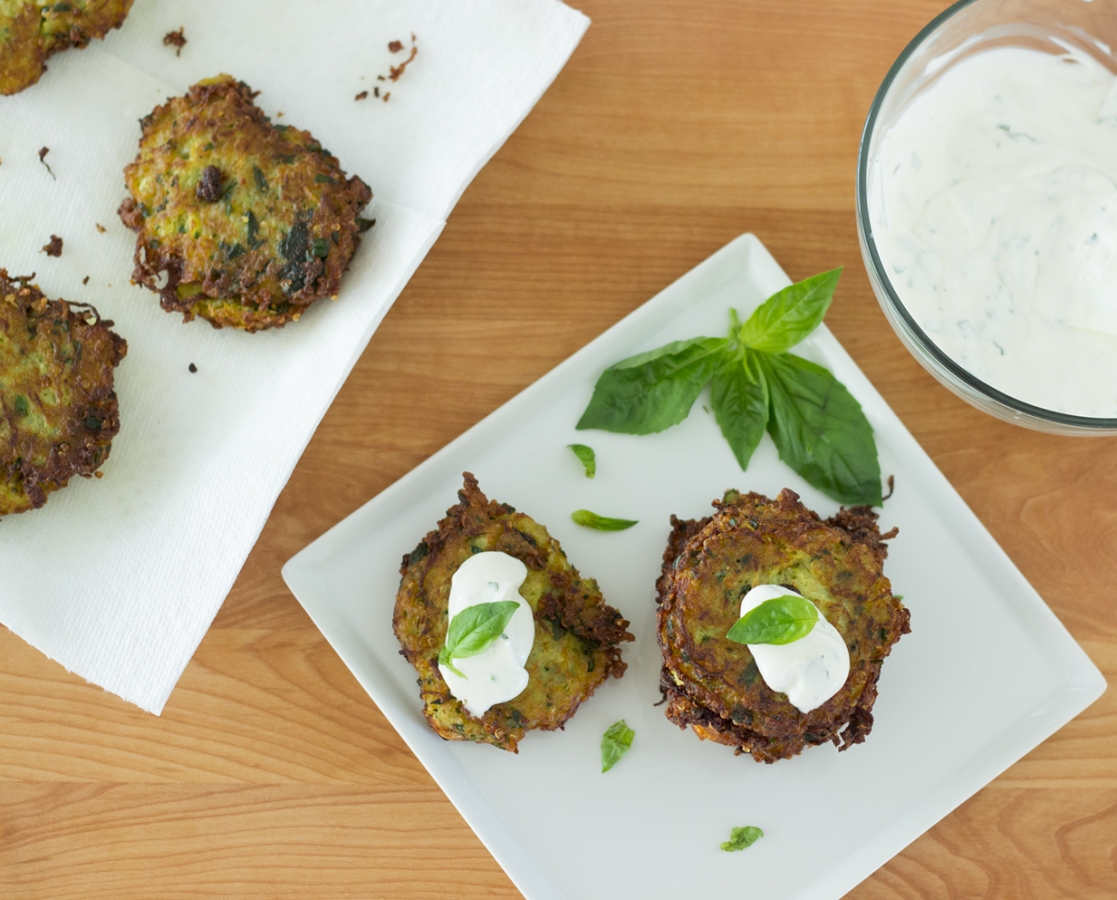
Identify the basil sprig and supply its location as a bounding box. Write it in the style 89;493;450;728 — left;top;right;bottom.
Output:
721;825;764;852
601;719;635;772
438;600;520;679
568;443;596;478
571;509;638;531
576;268;883;506
726;594;818;646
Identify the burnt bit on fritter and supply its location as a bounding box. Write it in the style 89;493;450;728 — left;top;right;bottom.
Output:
0;269;127;515
655;488;909;763
41;235;62;257
118;74;372;332
393;472;633;752
0;0;134;95
163;27;186;55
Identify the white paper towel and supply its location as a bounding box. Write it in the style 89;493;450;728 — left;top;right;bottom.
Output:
0;0;589;713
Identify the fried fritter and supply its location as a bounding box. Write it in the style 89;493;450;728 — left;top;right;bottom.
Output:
0;270;126;514
0;0;133;96
118;75;373;332
393;473;634;752
656;488;909;763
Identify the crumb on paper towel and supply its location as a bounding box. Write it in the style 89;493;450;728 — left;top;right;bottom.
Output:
38;147;54;179
355;91;368;101
96;223;106;233
41;235;63;257
188;362;197;373
388;40;404;53
82;276;90;285
163;28;186;56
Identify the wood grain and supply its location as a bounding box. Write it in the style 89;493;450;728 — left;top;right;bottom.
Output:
2;1;1116;897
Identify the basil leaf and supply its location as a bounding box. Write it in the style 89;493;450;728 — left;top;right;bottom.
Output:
709;349;769;470
571;510;638;531
726;594;818;645
601;719;635;772
576;336;729;434
438;600;521;679
568;443;596;478
721;825;764;852
760;352;882;505
740;268;842;354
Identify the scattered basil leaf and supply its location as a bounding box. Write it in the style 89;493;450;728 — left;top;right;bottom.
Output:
709;349;769;470
568;443;596;478
739;268;842;355
438;600;520;679
571;510;638;531
721;825;764;852
726;594;818;645
601;719;635;772
576;336;729;435
760;353;882;505
574;269;881;506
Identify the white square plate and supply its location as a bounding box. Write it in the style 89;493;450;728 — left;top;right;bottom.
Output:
282;234;1105;900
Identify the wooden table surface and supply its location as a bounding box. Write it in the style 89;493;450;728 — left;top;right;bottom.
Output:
3;1;1116;897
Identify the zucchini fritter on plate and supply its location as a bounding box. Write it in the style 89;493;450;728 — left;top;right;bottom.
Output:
0;0;133;96
393;473;634;752
0;270;127;515
118;75;373;332
656;488;909;763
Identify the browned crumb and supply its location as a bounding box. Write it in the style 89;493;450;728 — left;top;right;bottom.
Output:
41;235;62;257
389;45;418;82
163;27;186;56
383;91;391;102
355;90;368;101
388;40;403;53
38;147;54;179
94;471;104;479
373;86;379;98
82;276;90;285
95;223;106;233
188;362;197;373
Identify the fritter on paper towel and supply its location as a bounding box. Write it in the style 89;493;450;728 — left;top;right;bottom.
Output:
656;488;909;763
0;270;127;514
0;0;134;96
118;74;372;332
393;473;635;752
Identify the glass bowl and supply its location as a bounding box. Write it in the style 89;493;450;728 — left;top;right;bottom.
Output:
856;0;1117;435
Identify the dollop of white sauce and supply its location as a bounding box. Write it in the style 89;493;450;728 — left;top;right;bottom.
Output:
739;584;850;714
868;43;1117;417
439;551;534;717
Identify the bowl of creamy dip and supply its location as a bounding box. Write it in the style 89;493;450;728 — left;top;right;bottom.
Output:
857;0;1117;433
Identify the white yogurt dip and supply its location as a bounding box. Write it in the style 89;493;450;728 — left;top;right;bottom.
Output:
868;42;1117;417
738;584;850;714
439;551;535;717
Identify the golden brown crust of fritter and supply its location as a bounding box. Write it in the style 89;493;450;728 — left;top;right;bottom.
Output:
655;488;908;763
393;473;634;752
0;0;134;96
118;74;373;332
0;270;127;515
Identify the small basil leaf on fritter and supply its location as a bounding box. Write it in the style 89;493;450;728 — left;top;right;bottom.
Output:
727;594;818;645
576;336;729;434
739;268;842;354
710;349;769;471
438;600;521;679
571;510;638;531
601;719;635;772
720;825;764;852
568;443;596;478
760;352;882;505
